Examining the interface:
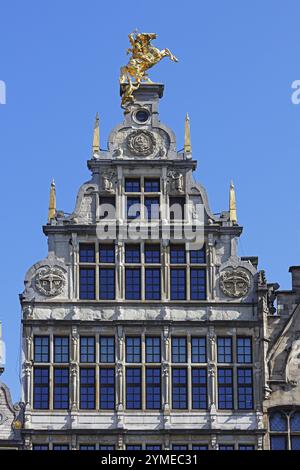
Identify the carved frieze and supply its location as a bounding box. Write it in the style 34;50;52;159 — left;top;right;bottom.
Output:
127;130;156;156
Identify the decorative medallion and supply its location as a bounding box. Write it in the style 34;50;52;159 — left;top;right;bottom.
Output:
127;130;156;156
35;266;66;297
220;268;250;298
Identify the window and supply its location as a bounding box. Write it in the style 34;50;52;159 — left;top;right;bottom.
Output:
237;337;252;363
79;268;95;300
170;196;185;220
53;444;69;450
125;268;141;299
190;247;206;264
237;368;253;409
217;337;232;363
127;445;142;450
145;268;161;300
191;337;206;363
99;268;115;299
125;178;140;192
80;368;95;409
99;196;115;219
126;368;141;409
172;337;187;363
54;336;69;363
100;336;115;363
145;244;160;263
80;337;95;363
144;178;160;192
219;445;234;451
100;368;115;409
192;368;207;409
170;245;186;264
99;445;115;450
172;445;188;450
33;368;49;409
239;445;254;450
172;368;187;409
145;197;160;220
79;243;95;263
146;445;162;450
34;336;49;362
99;244;115;263
80;445;96;451
145;337;161;363
33;445;49;450
127;196;141;219
126;337;141;363
170;268;186;300
269;410;300;450
125;244;140;263
218;368;233;409
146;367;161;409
190;268;206;300
192;445;208;450
53;368;69;409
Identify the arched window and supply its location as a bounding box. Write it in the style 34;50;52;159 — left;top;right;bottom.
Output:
269;410;300;450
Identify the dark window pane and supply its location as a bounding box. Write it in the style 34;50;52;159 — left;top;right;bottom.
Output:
169;197;185;220
192;368;207;409
172;368;187;409
172;337;187;363
125;268;141;300
190;247;206;264
33;445;49;450
219;445;234;451
145;337;161;363
126;368;141;409
172;445;188;450
146;367;161;409
80;445;96;451
54;336;69;363
170;268;186;300
99;196;115;220
145;268;161;300
270;436;287;450
145;197;160;220
237;337;252;363
191;337;207;363
291;436;300;451
80;337;95;363
53;368;69;410
291;412;300;432
145;244;160;263
33;367;49;409
99;445;115;450
192;445;208;450
127;197;141;219
99;244;115;263
190;268;206;300
146;445;162;450
127;445;142;450
126;337;141;363
218;368;233;409
170;245;186;264
239;445;254;450
79;243;95;263
99;268;115;299
144;179;160;192
217;337;232;363
125;178;141;192
79;268;95;300
269;412;287;432
125;244;141;263
34;336;49;362
80;368;95;409
237;368;253;409
100;336;115;363
100;368;115;410
53;445;69;450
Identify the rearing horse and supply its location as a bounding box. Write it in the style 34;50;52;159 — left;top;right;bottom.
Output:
120;32;178;107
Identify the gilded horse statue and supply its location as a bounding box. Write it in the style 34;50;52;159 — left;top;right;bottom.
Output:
120;31;178;107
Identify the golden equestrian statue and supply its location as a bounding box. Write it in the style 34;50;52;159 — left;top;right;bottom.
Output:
120;31;178;107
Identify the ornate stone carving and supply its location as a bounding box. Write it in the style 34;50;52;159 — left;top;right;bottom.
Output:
127;130;156;156
220;268;250;298
34;266;66;297
167;170;184;193
102;170;117;193
286;338;300;386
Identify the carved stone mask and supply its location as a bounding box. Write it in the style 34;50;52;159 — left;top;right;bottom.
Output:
35;266;66;297
220;269;250;298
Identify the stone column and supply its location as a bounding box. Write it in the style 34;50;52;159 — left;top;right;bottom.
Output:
208;327;217;409
116;326;124;412
71;327;79;411
207;233;215;300
162;326;170;411
23;361;32;409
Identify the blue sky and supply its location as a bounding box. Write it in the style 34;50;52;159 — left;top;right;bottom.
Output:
1;1;300;400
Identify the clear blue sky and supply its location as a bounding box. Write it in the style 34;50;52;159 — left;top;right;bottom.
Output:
1;1;300;400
